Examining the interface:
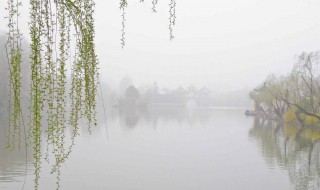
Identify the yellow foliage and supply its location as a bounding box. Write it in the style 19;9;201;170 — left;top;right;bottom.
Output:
284;107;297;122
301;114;320;126
284;107;320;127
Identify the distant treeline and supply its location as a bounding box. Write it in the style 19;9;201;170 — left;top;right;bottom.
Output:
250;51;320;127
111;75;250;109
114;82;250;109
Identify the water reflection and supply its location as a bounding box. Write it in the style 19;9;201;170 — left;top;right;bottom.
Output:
0;118;33;185
249;117;320;190
114;106;215;129
0;107;308;190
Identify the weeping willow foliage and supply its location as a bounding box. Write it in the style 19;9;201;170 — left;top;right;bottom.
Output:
120;0;177;48
5;0;177;190
28;0;98;189
120;0;127;48
5;0;97;189
152;0;159;12
169;0;176;40
6;0;23;150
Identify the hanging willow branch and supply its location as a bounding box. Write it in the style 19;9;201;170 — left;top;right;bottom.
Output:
120;0;127;48
5;0;98;189
169;0;176;40
152;0;159;12
5;1;177;190
6;0;23;150
119;0;176;47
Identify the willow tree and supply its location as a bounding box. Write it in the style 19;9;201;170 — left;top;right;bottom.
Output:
4;0;176;189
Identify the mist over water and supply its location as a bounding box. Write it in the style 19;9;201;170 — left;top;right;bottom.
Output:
2;0;320;189
0;109;291;190
2;108;320;190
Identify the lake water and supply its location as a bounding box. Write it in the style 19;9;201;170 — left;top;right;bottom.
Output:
1;107;320;190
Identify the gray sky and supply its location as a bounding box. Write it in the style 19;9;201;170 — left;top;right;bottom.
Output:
2;0;320;91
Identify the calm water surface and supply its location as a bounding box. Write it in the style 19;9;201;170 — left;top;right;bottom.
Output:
1;108;320;190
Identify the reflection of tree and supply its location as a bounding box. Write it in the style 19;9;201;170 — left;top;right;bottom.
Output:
117;107;212;129
249;119;320;190
119;108;140;128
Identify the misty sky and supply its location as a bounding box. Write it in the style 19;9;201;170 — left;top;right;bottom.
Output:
1;0;320;91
